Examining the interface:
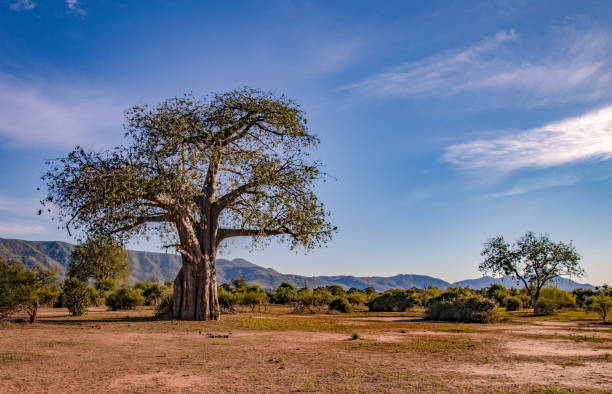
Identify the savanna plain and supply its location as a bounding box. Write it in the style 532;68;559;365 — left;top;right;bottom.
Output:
2;306;611;393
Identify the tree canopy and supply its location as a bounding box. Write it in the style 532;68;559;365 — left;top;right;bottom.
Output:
68;236;130;283
0;258;59;323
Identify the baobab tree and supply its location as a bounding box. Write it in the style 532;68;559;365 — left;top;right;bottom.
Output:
42;88;335;320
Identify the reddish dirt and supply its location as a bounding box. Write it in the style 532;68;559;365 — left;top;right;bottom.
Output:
1;308;611;392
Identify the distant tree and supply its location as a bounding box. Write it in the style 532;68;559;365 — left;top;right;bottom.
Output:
231;276;247;290
480;232;583;314
68;236;130;283
275;282;298;304
0;258;59;323
590;293;612;321
368;289;418;312
237;285;268;312
62;278;91;316
363;287;377;295
347;291;368;306
326;285;345;297
329;298;352;313
42;88;335;320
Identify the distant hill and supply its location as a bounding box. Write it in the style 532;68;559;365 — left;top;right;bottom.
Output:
0;237;183;282
0;237;595;291
454;275;595;291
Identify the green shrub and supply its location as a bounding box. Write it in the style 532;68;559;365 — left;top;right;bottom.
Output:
237;287;268;312
274;282;297;304
294;288;316;313
155;291;173;318
486;284;509;305
0;258;59;323
105;286;145;310
368;289;418;312
426;294;498;323
589;293;612;321
326;285;346;297
218;286;237;312
419;286;443;307
503;295;522;311
62;278;91;316
534;298;555;315
313;289;333;306
350;332;361;340
329;298;353;313
142;283;171;306
347;292;368;306
535;287;576;314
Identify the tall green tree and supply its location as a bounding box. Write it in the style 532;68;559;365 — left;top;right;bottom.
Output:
42;88;335;320
480;232;583;314
0;258;59;323
68;236;130;283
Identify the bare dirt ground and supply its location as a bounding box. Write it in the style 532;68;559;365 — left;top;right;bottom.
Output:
1;307;611;393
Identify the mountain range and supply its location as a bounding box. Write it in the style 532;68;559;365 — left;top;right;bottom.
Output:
0;237;595;291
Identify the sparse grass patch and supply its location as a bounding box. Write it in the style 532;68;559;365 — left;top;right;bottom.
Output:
0;352;41;362
568;334;607;343
40;339;76;347
434;325;475;333
409;337;480;354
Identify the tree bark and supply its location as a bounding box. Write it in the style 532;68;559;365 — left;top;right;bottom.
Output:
27;300;38;324
172;254;220;320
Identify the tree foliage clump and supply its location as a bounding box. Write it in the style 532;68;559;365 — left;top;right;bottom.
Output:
68;236;130;283
0;258;59;323
480;232;583;314
590;293;612;321
538;287;576;312
42;88;335;321
62;278;91;316
503;295;522;311
105;287;145;310
274;282;298;304
329;297;353;313
426;288;498;323
236;285;268;312
368;289;418;312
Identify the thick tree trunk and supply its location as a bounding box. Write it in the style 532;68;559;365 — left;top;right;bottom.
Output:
172;254;220;320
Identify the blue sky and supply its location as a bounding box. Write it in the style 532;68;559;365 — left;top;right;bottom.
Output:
1;1;612;285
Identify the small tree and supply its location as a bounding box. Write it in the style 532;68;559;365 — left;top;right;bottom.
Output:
231;276;247;291
590;293;612;321
0;258;58;323
68;236;130;284
62;278;91;316
480;232;583;314
275;282;298;304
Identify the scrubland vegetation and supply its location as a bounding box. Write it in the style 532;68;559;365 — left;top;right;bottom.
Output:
2;239;612;393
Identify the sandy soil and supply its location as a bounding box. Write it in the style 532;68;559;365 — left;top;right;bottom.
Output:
1;307;611;393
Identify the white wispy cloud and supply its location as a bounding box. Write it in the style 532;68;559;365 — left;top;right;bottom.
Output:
0;222;46;235
66;0;86;15
0;196;42;217
9;0;35;11
442;104;612;172
0;73;125;147
346;28;612;105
